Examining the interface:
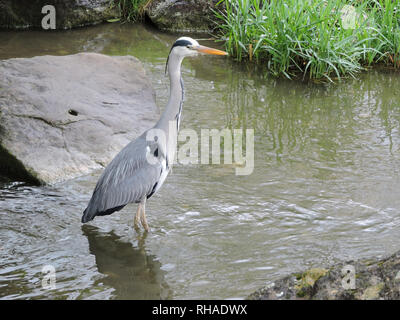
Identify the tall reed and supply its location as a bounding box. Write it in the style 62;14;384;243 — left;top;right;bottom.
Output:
214;0;400;81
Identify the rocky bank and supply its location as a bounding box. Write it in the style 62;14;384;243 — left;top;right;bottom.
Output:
145;0;221;33
0;0;119;29
249;250;400;300
0;0;222;33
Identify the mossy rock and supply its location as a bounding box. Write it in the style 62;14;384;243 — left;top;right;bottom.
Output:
294;268;328;298
0;0;119;30
145;0;221;33
249;250;400;300
361;283;384;300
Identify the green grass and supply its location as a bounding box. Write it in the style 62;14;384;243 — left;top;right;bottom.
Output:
113;0;152;22
214;0;400;81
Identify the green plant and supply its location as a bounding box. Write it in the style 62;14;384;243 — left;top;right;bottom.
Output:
214;0;400;81
114;0;152;22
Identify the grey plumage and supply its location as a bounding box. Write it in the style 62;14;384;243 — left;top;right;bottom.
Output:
81;37;227;229
82;132;162;223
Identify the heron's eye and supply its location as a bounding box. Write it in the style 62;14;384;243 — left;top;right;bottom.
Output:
187;45;192;49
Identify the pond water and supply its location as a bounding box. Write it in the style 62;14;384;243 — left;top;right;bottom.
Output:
0;23;400;299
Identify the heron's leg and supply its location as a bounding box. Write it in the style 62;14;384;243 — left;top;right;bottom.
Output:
139;197;149;232
134;203;142;230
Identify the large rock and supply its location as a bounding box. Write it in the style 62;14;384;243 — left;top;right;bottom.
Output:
0;0;119;29
249;250;400;300
145;0;220;33
0;53;158;184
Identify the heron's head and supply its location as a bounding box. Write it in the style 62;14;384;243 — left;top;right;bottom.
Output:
170;36;228;58
166;37;228;73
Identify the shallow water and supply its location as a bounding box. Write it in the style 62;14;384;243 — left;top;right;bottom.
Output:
0;23;400;299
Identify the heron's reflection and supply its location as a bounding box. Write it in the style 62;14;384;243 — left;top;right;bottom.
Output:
82;225;172;299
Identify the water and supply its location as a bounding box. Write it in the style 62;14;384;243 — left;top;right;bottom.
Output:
1;23;400;299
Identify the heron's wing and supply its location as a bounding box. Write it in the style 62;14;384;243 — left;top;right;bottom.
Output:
82;133;164;222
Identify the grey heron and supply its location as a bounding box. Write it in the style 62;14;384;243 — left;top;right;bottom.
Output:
81;37;228;231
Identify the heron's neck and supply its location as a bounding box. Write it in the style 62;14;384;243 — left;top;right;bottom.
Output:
156;53;184;135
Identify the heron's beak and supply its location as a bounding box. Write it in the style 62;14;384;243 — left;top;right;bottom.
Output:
194;45;228;56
